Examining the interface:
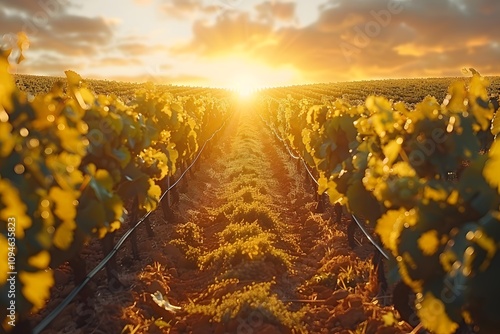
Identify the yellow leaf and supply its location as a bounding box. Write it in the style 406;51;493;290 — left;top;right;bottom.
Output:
375;208;410;254
417;292;459;334
166;145;179;175
49;187;77;221
19;270;54;311
56;123;87;156
140;179;161;212
28;251;51;269
95;226;107;239
53;219;76;250
491;111;500;136
31;95;62;130
0;179;32;239
109;221;120;233
446;81;467;113
46;153;84;192
0;122;15;157
65;70;83;90
392;161;416;177
95;168;114;191
0;57;16;111
484;140;500;192
78;87;95;108
366;97;398;137
326;181;343;204
424;186;448;202
383;140;401;165
317;173;329;195
381;312;396;326
469;75;493;131
417;230;440;256
447;190;459;205
0;235;8;282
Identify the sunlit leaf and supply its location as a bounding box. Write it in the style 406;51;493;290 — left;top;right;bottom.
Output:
417;230;440;256
53;219;76;250
375;208;407;254
0;122;15;157
27;251;51;269
139;179;161;212
484;140;500;192
317;174;329;195
417;292;459;334
57;123;87;156
0;235;8;282
383;140;401;165
49;186;77;221
19;270;54;311
381;312;396;326
0;57;16;112
0;179;32;239
46;153;84;192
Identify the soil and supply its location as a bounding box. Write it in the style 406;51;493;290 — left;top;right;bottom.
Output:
27;105;416;334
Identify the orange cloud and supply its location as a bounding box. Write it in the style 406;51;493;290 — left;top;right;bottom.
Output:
169;0;500;82
3;0;500;85
255;1;297;23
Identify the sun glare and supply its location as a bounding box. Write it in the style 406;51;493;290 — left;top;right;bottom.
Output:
233;74;259;98
208;55;299;95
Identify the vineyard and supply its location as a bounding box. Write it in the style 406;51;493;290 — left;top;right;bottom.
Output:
1;40;500;334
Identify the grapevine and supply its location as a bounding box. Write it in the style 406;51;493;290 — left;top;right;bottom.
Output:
0;35;229;326
260;71;500;334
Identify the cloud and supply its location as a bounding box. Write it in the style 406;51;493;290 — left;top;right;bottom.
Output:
161;0;200;17
4;0;500;85
116;42;170;56
255;1;296;23
169;0;500;82
170;11;275;57
97;56;143;66
0;1;118;64
159;0;219;18
16;52;84;76
2;0;72;15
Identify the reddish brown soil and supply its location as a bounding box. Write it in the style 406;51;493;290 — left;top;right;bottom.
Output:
28;107;415;334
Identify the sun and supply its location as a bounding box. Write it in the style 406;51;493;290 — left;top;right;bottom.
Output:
211;55;299;95
236;86;254;97
232;74;259;98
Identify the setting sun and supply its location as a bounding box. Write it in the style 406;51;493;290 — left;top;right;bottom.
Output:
214;56;299;93
232;74;258;97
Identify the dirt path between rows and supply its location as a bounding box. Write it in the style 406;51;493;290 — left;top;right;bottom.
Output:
33;105;414;334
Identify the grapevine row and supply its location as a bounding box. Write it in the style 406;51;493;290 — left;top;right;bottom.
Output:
259;73;500;334
0;37;230;329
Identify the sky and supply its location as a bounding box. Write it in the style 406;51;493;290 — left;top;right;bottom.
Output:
1;0;500;89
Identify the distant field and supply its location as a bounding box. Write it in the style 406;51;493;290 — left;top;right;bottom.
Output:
15;73;500;107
